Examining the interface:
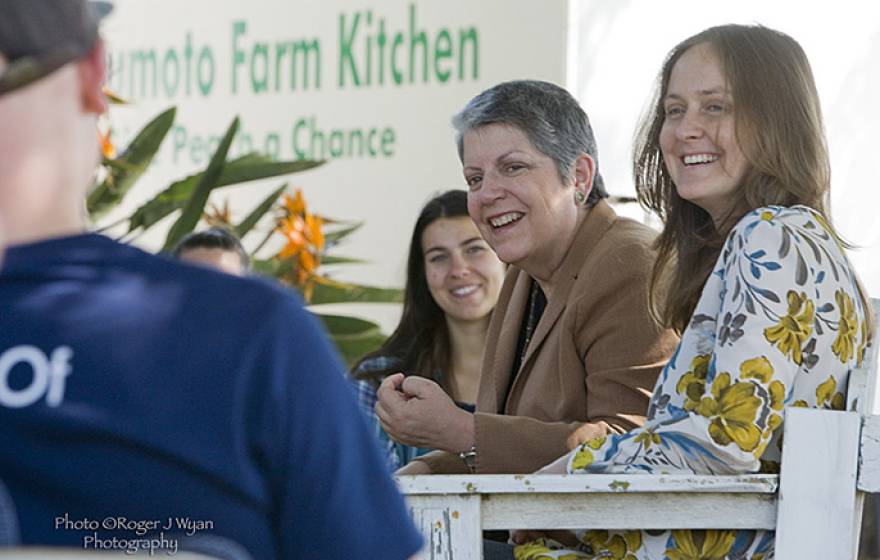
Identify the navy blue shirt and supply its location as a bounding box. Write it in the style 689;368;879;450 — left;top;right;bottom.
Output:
0;234;422;559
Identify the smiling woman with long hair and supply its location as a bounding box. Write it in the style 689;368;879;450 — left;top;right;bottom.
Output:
513;24;874;560
351;189;506;469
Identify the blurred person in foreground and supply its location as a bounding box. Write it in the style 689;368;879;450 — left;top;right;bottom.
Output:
512;24;874;560
0;1;422;558
351;189;506;470
172;227;250;277
379;80;679;477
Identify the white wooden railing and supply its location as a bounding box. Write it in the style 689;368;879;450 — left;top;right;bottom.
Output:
401;300;880;560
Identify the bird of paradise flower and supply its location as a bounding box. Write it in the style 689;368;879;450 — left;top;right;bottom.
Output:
275;190;327;301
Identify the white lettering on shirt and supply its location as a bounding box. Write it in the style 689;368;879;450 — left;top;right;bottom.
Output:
0;345;73;408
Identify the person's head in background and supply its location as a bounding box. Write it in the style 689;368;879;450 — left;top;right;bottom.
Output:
353;190;505;382
452;80;609;285
0;0;108;247
172;227;250;277
633;24;854;332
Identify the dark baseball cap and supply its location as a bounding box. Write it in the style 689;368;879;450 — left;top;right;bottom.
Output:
0;0;112;96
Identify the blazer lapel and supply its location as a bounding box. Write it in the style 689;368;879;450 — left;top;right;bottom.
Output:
479;268;531;413
510;201;619;400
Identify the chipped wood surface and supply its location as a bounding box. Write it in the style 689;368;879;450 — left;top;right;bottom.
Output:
860;414;880;492
408;494;480;560
398;473;778;495
776;408;862;559
481;492;777;530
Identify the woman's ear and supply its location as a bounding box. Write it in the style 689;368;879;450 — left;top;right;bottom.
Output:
78;40;107;114
573;153;596;202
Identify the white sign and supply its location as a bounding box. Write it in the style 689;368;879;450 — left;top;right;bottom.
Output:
101;0;569;329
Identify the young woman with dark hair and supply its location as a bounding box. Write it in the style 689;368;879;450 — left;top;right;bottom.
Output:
351;189;506;469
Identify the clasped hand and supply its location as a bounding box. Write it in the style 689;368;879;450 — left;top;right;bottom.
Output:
376;373;474;453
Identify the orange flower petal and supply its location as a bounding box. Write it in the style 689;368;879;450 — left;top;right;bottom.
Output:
283;190;307;216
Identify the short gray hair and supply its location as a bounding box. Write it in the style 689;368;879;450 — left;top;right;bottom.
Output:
452;80;607;204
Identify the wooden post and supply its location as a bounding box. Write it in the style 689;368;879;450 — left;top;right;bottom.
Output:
776;407;862;559
407;494;482;560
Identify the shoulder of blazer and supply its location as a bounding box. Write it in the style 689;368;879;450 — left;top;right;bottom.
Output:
568;214;659;307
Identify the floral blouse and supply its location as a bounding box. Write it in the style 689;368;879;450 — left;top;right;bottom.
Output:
516;206;871;560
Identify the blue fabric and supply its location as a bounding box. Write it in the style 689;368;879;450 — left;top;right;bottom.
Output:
352;356;434;471
0;234;422;559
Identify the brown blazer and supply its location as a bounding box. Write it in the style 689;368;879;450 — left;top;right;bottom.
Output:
415;200;679;474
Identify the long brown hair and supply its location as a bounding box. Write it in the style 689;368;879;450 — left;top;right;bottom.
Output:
634;24;849;332
352;190;469;385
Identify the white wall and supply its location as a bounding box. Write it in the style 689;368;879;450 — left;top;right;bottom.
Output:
568;0;880;295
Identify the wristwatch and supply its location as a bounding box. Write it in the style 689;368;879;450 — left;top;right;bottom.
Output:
459;444;477;473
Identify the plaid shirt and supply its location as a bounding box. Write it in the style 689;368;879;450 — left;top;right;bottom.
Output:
350;356;433;471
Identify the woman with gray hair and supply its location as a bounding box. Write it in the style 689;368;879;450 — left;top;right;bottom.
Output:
378;80;677;480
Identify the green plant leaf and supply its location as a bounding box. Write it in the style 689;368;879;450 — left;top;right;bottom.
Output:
87;106;176;219
319;255;368;266
317;314;382;335
105;90;129;105
127;155;323;234
235;183;287;238
250;258;280;277
162;117;239;250
101;158;140;173
309;282;402;305
324;222;363;245
315;313;387;365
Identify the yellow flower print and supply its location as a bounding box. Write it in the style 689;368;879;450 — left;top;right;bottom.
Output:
634;429;661;450
816;375;845;410
570;436;606;472
764;291;815;364
751;438;771;461
570;448;594;472
757;381;783;456
857;318;869;368
676;354;711;410
513;539;562;560
623;532;641;556
816;376;836;405
768;380;785;411
666;530;736;560
695;373;763;452
833;290;858;364
740;356;774;384
767;413;783;432
581;530;642;560
760;211;774;221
